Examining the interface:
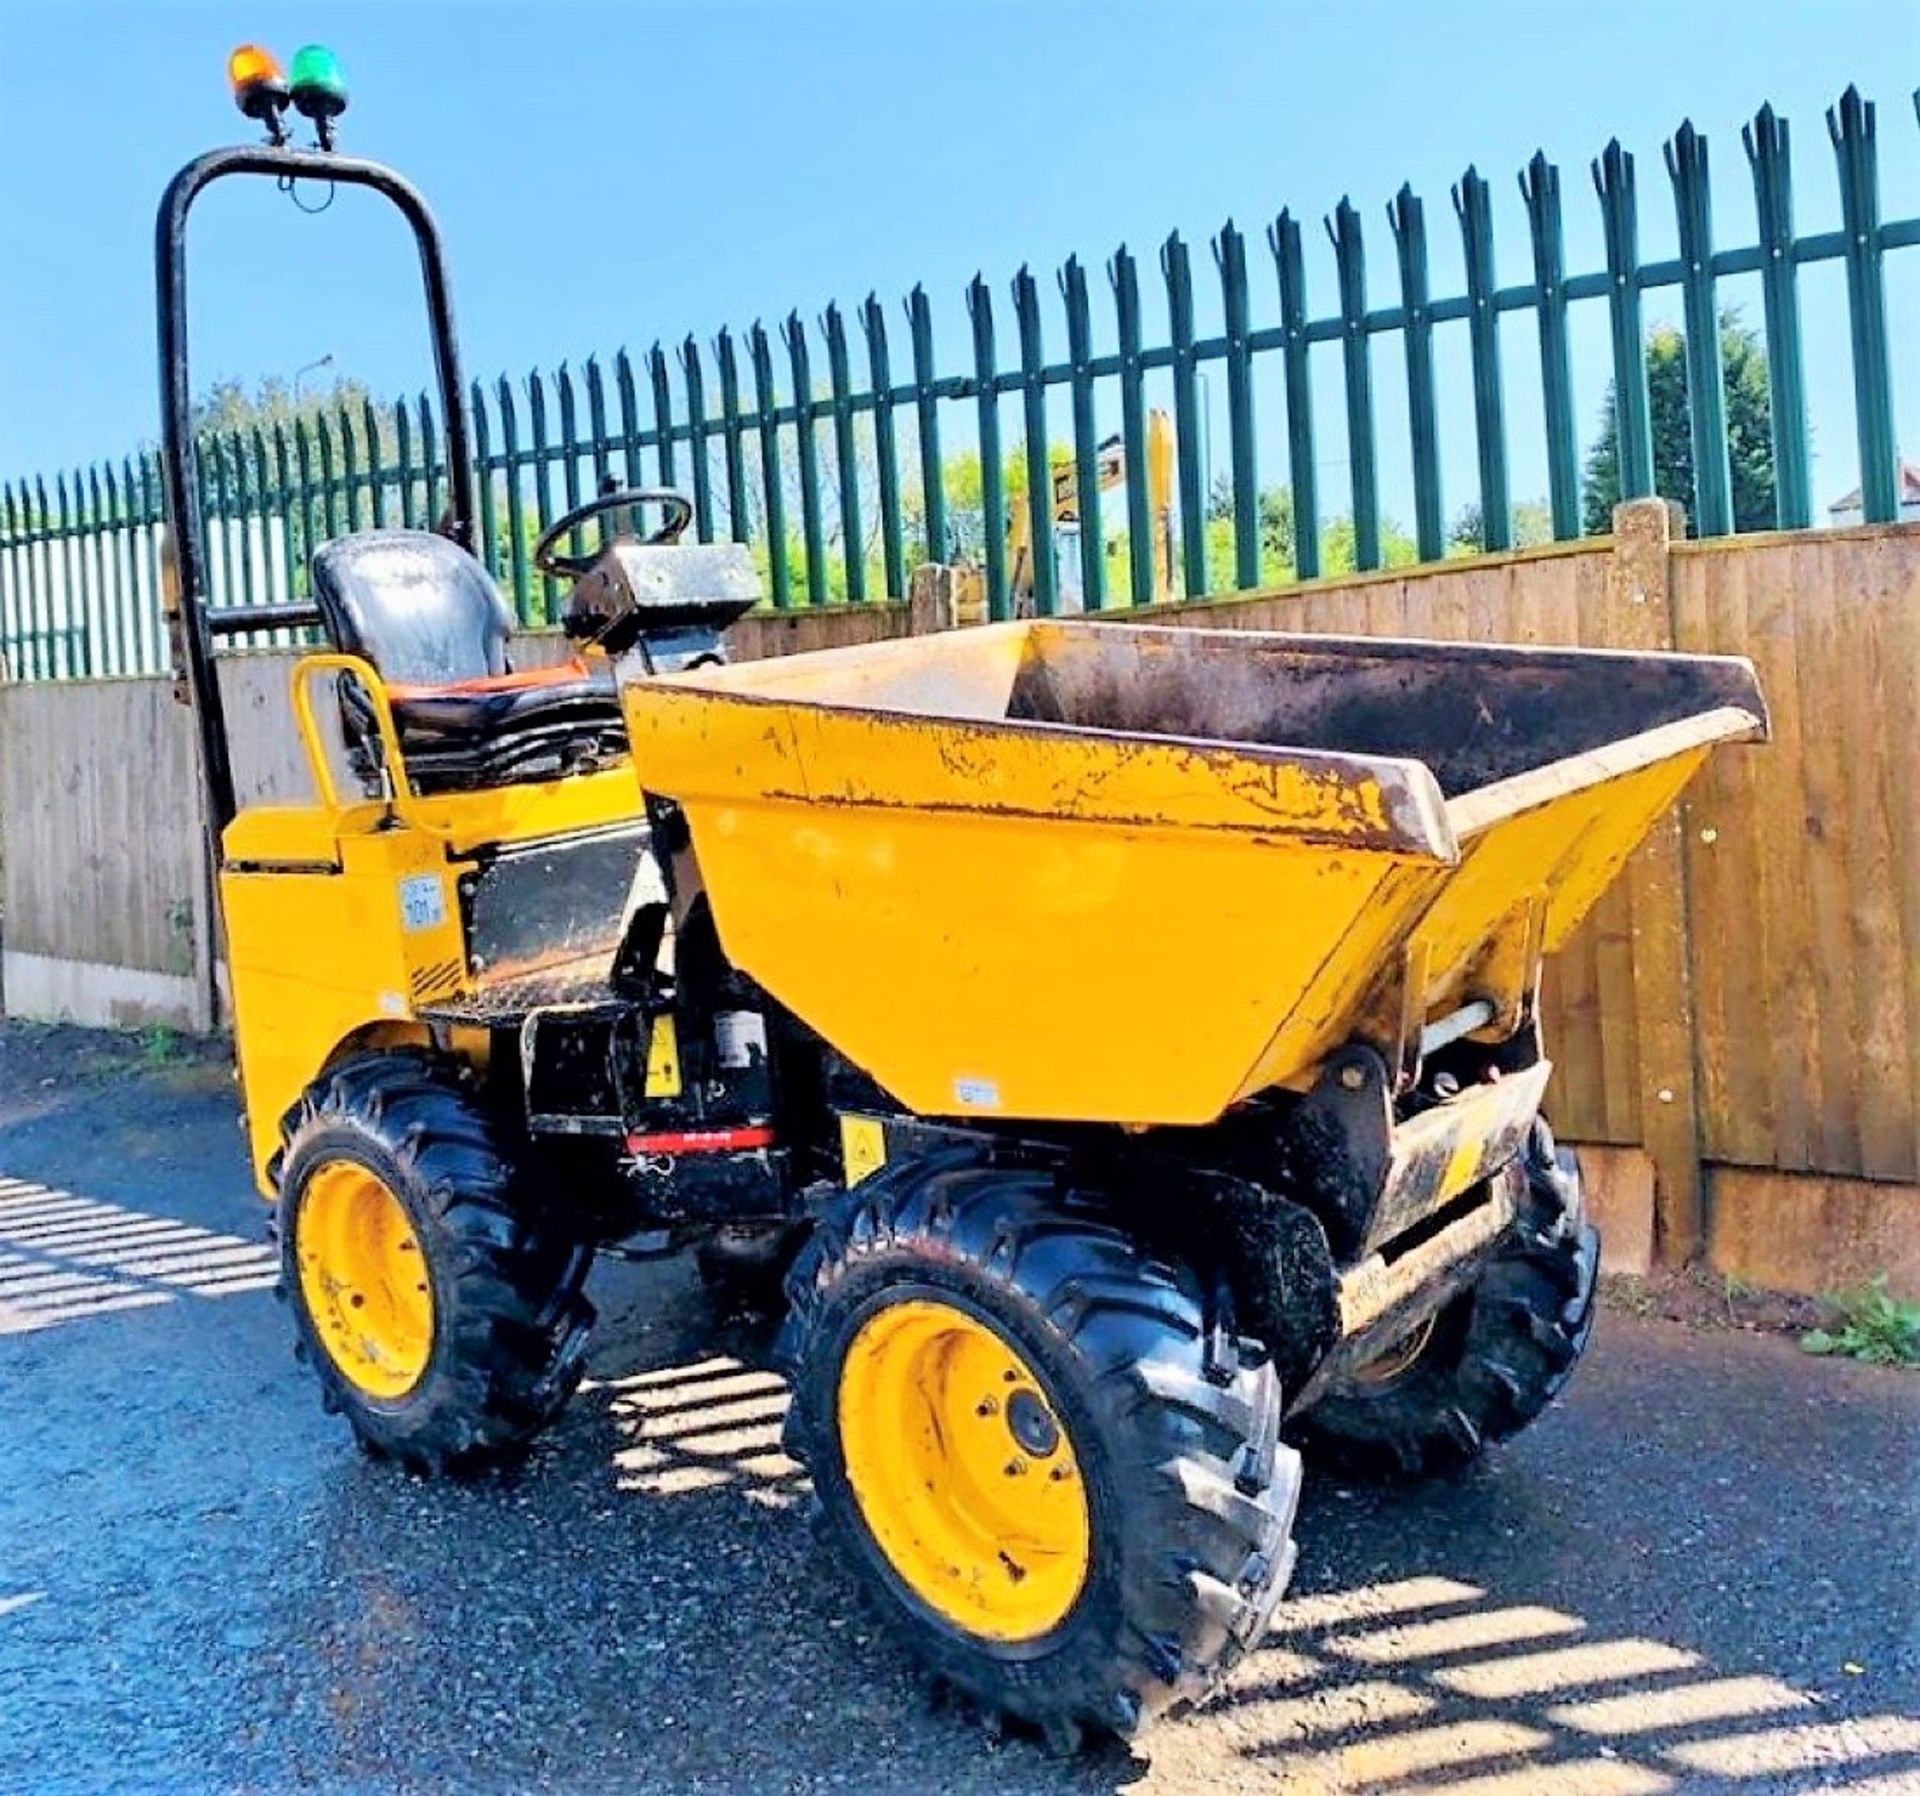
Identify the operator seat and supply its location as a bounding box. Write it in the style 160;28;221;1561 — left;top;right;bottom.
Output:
310;529;628;795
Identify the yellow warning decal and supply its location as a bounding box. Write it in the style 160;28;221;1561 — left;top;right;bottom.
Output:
840;1114;888;1186
645;1016;682;1098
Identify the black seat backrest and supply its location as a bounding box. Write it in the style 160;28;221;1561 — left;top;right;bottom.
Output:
311;530;515;687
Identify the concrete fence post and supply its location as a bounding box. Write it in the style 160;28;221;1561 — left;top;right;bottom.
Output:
1606;498;1707;1263
906;563;959;635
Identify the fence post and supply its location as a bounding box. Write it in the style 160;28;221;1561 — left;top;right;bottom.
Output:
1607;497;1705;1263
648;344;678;490
748;322;792;609
860;296;907;601
1522;153;1582;541
1269;211;1321;580
966;276;1010;621
906;561;961;634
1161;232;1207;599
584;357;611;493
1594;142;1657;504
1454;167;1512;551
1212;222;1259;591
1011;266;1056;617
906;287;947;568
1388;186;1445;562
821;304;867;604
1828;86;1898;523
1056;258;1106;611
784;313;829;606
1327;199;1380;571
714;330;752;546
680;337;716;545
1108;246;1155;607
1665;122;1733;537
1743;105;1813;530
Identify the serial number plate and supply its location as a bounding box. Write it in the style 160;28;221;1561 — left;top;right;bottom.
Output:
399;875;446;933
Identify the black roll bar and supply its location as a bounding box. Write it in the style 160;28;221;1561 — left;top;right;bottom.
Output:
156;144;475;838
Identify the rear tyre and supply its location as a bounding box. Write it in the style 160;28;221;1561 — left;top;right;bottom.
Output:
775;1157;1302;1743
274;1049;595;1475
1294;1116;1598;1478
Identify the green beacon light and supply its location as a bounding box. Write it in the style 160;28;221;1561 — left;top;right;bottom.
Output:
288;44;348;147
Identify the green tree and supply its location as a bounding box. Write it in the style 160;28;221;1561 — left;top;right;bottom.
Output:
1206;475;1298;581
1447;499;1555;555
1201;476;1427;584
192;373;385;440
1581;314;1775;535
1319;514;1419;575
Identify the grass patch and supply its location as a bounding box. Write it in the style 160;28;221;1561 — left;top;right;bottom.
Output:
1801;1276;1920;1367
138;1024;188;1068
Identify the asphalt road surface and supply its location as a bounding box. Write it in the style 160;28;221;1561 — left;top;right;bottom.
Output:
1;1024;1916;1795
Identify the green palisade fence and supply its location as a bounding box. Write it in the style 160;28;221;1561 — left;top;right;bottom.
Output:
4;84;1919;679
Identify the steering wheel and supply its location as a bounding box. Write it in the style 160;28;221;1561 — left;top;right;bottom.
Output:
533;486;694;580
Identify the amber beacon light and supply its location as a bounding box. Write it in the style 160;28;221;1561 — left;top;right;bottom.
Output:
227;44;290;137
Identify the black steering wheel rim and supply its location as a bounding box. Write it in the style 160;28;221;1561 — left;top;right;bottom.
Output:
533;486;694;579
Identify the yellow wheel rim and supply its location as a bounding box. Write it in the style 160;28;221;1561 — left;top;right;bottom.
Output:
837;1298;1090;1642
295;1160;435;1401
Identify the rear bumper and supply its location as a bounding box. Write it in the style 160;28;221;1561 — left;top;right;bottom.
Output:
1285;1158;1543;1415
1366;1060;1551;1253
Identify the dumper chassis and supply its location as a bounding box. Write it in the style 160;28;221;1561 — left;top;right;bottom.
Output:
156;73;1766;1747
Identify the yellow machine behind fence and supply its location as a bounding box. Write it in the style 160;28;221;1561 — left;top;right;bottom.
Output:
157;57;1769;1755
1006;411;1177;606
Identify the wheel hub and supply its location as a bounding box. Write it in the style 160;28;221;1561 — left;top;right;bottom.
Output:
295;1159;434;1400
1005;1386;1060;1458
837;1298;1089;1642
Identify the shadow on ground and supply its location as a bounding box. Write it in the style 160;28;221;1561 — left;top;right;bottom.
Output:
1;1027;1915;1794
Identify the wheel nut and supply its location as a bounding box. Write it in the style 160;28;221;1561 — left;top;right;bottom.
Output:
1004;1459;1027;1477
976;1397;999;1418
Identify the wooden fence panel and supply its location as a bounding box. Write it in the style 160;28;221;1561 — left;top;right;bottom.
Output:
0;676;209;1027
1674;530;1920;1184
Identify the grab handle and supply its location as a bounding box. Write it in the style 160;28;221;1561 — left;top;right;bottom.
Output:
290;652;452;839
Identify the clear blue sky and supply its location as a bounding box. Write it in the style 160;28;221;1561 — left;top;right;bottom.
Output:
3;0;1917;525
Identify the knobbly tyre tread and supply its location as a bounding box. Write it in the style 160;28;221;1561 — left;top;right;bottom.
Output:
775;1157;1303;1744
273;1049;595;1476
1293;1115;1599;1479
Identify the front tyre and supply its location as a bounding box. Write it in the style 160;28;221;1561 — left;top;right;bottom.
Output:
1294;1116;1599;1478
275;1050;595;1475
775;1158;1302;1744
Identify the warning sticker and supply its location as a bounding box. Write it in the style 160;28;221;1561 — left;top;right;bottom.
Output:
714;1010;769;1069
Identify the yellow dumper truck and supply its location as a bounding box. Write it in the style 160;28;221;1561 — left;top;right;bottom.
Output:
158;59;1766;1747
